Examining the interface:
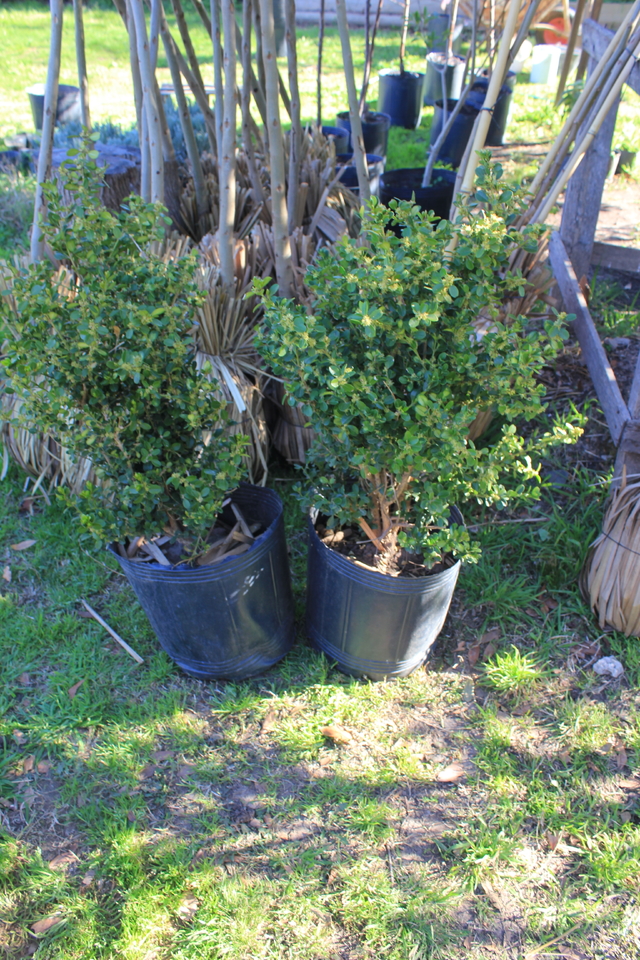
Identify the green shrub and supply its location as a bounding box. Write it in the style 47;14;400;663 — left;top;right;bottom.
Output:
1;140;246;550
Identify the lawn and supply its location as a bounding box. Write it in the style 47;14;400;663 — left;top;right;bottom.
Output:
1;291;640;958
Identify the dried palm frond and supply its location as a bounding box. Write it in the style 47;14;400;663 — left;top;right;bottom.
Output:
581;472;640;637
180;150;271;242
264;378;315;466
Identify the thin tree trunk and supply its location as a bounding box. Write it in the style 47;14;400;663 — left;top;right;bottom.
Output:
258;0;293;297
317;0;325;126
555;0;588;105
285;0;302;231
219;0;237;289
335;0;370;200
446;0;460;61
211;0;224;155
125;0;144;135
359;0;383;111
171;0;205;89
149;0;161;70
399;0;410;74
31;0;63;263
129;0;164;202
242;0;265;203
162;23;208;220
73;0;91;130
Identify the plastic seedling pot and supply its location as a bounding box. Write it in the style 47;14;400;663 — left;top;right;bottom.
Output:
27;83;82;131
337;152;385;196
305;509;462;680
429;98;481;168
423;53;465;106
322;125;350;154
467;74;515;146
377;69;425;129
378;167;456;220
335;110;392;158
109;485;295;680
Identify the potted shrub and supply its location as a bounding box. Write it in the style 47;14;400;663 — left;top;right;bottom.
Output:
255;161;581;680
1;144;295;680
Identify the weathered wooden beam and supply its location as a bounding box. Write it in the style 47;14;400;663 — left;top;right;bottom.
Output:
549;231;630;445
591;240;640;274
582;18;640;97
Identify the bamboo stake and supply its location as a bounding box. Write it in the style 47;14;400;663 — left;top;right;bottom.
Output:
448;0;522;224
555;0;588;105
577;0;603;80
241;0;266;203
129;0;164;202
31;0;63;264
82;600;144;664
532;36;640;225
73;0;91;130
219;0;237;288
335;0;370;201
258;0;293;296
317;0;325;125
524;0;640;205
285;0;303;231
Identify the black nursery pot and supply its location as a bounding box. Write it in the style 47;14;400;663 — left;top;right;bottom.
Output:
27;83;82;131
377;70;425;129
429;98;481;168
109;485;295;681
305;513;462;680
336;111;391;158
322;125;350;154
423;53;465;106
378;167;456;220
467;74;515;146
337;153;384;197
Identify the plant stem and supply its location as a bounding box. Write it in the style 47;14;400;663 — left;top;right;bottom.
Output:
399;0;410;73
73;0;91;130
317;0;325;126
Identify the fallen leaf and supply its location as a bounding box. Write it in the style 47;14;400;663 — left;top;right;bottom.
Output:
468;643;482;667
177;764;196;778
22;755;35;774
176;896;199;920
545;597;558;610
619;778;640;791
263;813;273;826
320;724;352;744
261;709;277;734
436;762;466;783
48;852;76;872
558;749;571;763
481;627;501;644
37;760;50;774
11;540;36;551
140;764;156;779
81;870;95;886
482;643;497;661
617;748;628;770
2;566;11;583
126;810;136;822
68;679;85;700
12;729;26;744
326;867;340;885
151;749;174;762
545;830;560;851
525;607;538;617
31;915;63;934
17;673;29;685
621;811;632;824
512;702;531;716
248;818;261;829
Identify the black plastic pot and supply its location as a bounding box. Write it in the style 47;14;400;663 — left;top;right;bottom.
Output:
429;98;481;167
467;74;515;147
378;167;456;220
337;153;384;197
305;512;462;680
322;125;350;154
423;12;465;54
336;111;391;158
377;70;425;129
423;53;465;106
27;83;82;131
109;485;295;680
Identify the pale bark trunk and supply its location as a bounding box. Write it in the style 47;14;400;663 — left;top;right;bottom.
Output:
31;0;63;264
285;0;302;231
317;0;324;125
242;0;266;203
73;0;91;130
211;0;224;156
258;0;293;296
171;0;205;89
129;0;164;203
335;0;370;201
219;0;237;289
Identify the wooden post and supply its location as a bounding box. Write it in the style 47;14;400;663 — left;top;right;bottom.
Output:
559;57;620;280
31;0;63;264
73;0;91;130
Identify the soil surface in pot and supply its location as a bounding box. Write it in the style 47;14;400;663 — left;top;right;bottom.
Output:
315;520;457;578
117;500;266;569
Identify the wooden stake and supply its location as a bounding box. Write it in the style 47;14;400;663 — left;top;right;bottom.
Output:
73;0;91;130
31;0;63;264
555;0;588;105
82;600;144;664
335;0;370;201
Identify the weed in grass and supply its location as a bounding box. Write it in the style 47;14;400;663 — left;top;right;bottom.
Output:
437;817;520;888
483;647;544;696
556;699;622;753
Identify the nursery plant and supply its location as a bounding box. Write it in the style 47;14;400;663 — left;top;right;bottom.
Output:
1;142;245;556
256;160;582;574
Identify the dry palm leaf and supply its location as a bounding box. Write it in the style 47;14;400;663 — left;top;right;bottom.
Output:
581;472;640;637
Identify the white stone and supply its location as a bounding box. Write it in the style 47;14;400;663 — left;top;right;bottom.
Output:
592;656;624;679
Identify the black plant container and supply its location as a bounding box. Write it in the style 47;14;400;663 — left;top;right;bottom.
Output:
337;153;384;197
423;53;465;106
306;514;461;680
378;167;456;220
109;485;295;680
377;70;425;129
27;83;82;131
467;74;515;146
429;98;481;167
322;125;350;154
336;110;391;158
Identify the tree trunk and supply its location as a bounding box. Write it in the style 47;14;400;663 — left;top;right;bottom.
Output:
31;0;63;264
211;0;224;155
335;0;370;201
73;0;91;130
285;0;302;231
219;0;237;288
129;0;164;203
258;0;293;297
242;0;266;203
